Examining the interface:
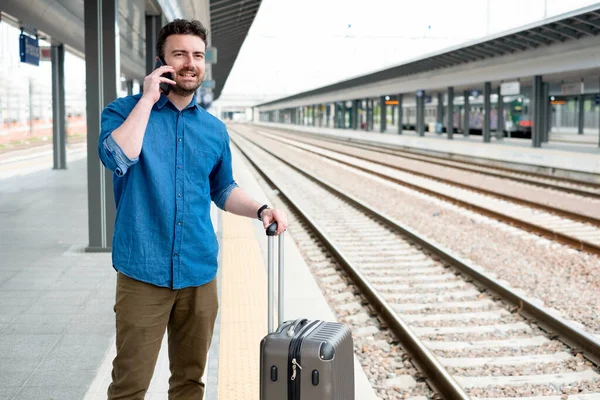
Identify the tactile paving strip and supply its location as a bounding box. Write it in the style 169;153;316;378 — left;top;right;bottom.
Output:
217;211;267;399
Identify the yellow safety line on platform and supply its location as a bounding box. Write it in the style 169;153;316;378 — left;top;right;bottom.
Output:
218;211;267;399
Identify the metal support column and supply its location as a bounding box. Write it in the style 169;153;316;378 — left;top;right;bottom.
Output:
317;106;320;127
483;82;491;143
371;99;376;131
397;94;403;134
352;100;359;130
463;91;470;137
85;0;119;252
370;99;375;131
51;44;66;170
547;95;553;143
447;87;454;139
417;92;425;136
542;83;550;143
326;105;330;127
145;15;162;75
317;105;320;126
312;105;316;126
365;99;371;131
496;86;504;140
126;80;134;95
436;93;443;126
532;75;543;148
380;96;387;133
578;95;585;134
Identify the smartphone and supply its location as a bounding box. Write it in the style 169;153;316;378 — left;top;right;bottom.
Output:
154;57;174;95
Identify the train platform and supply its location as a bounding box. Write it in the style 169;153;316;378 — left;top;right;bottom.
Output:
0;143;377;399
254;122;600;181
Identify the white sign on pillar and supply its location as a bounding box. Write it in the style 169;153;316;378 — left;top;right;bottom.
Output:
500;81;520;95
561;82;584;95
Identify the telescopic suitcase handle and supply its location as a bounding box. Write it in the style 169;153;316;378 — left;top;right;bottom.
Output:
266;222;284;334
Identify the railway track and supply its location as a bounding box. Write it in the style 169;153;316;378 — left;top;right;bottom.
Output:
257;125;600;199
229;127;600;400
242;126;600;255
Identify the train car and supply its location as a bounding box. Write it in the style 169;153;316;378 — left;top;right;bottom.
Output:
400;96;533;138
398;94;600;139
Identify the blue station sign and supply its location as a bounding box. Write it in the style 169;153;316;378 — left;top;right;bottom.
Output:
20;33;40;66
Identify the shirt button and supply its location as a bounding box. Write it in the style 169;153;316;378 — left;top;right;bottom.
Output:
178;221;182;226
178;165;182;169
173;253;178;257
178;193;182;197
178;138;182;142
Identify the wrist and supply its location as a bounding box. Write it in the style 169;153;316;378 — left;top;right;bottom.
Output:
139;94;157;107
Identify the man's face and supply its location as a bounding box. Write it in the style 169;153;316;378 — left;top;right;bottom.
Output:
163;34;206;97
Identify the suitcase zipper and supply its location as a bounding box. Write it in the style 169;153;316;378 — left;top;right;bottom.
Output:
291;358;302;380
288;321;321;400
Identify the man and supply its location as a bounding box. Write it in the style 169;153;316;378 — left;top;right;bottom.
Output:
98;19;287;399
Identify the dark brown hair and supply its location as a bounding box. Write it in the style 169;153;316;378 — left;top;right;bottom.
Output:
156;19;208;58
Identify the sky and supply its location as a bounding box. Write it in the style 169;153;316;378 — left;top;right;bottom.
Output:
218;0;600;103
1;0;598;118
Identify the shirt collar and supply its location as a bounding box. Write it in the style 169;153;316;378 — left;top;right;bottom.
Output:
155;93;170;109
154;94;202;112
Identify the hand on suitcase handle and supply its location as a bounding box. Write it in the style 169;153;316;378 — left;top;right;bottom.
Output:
266;222;278;236
261;208;288;235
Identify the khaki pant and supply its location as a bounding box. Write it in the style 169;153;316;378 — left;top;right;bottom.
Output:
107;272;219;400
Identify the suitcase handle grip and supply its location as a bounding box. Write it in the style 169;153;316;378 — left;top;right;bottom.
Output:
266;221;278;236
286;318;308;337
267;222;284;334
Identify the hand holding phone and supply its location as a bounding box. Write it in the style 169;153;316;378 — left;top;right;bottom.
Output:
154;57;175;96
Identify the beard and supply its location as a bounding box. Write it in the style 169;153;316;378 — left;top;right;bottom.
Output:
171;68;204;97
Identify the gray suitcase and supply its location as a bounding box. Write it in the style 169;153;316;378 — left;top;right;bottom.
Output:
260;223;355;400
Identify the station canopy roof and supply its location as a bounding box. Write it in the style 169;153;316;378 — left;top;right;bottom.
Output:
257;4;600;107
209;0;262;99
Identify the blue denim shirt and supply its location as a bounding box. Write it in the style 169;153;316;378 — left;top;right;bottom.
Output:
99;93;238;289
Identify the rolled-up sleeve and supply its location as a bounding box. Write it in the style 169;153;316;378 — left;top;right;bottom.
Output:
209;135;238;210
98;99;139;177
